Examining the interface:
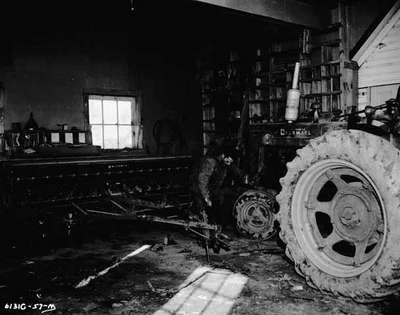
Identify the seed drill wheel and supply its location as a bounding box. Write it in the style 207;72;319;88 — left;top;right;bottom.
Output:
234;189;277;239
277;129;400;302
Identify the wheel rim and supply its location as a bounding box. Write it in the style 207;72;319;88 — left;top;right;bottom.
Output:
292;159;387;277
235;191;276;238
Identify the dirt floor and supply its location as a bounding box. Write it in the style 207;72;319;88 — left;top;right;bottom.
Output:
1;220;400;315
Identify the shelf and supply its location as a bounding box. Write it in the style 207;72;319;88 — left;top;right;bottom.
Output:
252;58;268;63
214;60;243;70
311;39;341;48
267;83;287;87
252;72;268;78
227;59;241;64
308;74;342;81
252;85;269;90
314;23;342;35
321;74;341;79
270;70;289;74
254;57;268;62
302;91;341;98
201;90;214;94
250;120;271;125
269;49;300;56
248;100;269;103
327;59;340;64
300;63;339;70
269;98;286;102
313;60;340;67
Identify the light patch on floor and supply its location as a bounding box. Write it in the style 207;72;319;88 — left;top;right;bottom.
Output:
154;266;248;315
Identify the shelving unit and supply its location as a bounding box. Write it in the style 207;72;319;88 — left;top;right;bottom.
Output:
267;37;301;123
199;67;216;154
261;1;357;122
248;48;270;124
197;1;357;153
298;25;342;114
198;50;244;154
301;2;357;116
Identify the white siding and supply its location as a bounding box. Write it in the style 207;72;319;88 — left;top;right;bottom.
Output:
358;84;400;109
358;19;400;88
370;84;400;105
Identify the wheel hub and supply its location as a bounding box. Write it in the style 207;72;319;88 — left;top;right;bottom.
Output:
234;190;276;239
333;191;376;242
339;206;360;227
245;203;269;227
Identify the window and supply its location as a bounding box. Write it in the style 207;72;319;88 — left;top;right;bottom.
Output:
88;95;142;149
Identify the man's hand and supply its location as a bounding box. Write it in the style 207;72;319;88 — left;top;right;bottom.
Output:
205;197;212;207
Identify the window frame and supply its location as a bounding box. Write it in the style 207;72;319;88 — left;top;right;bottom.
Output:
83;89;142;150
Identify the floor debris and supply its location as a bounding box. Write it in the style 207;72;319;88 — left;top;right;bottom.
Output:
287;294;315;301
290;285;304;292
24;260;35;265
147;280;156;292
75;244;152;288
265;274;292;282
112;302;123;308
151;244;164;252
82;302;98;312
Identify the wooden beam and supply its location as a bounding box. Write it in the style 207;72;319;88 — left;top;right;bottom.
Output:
193;0;323;29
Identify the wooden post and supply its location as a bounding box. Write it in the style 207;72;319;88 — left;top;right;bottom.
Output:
0;83;5;152
338;0;358;114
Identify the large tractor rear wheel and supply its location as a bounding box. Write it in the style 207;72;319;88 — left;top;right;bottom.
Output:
277;129;400;302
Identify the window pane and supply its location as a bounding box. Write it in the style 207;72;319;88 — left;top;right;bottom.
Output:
89;99;102;124
118;125;132;149
91;125;103;147
103;100;117;124
118;100;132;124
103;125;118;149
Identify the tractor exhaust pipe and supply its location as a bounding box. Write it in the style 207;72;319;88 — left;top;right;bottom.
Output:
285;62;301;123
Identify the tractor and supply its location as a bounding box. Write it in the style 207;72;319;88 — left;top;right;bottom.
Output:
276;89;400;302
232;70;400;301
